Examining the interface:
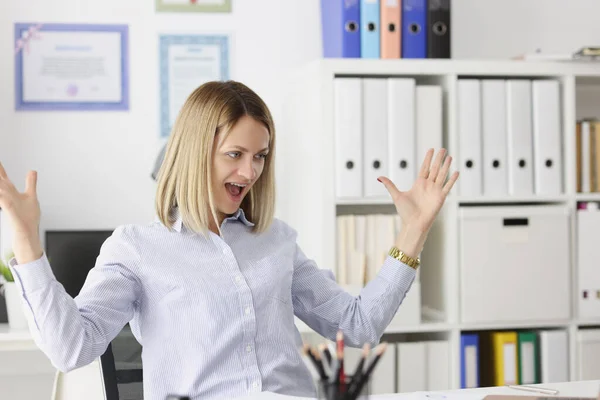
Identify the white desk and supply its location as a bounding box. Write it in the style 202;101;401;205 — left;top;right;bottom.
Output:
401;380;600;399
1;324;598;400
0;323;56;400
241;381;600;400
0;323;40;351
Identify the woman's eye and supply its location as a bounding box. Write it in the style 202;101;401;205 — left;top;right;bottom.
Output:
256;153;268;160
227;152;241;159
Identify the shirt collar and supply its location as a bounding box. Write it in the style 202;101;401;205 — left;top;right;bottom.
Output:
159;207;255;233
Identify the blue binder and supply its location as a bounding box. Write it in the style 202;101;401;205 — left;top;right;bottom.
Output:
402;0;427;58
360;0;380;58
320;0;361;58
460;333;480;388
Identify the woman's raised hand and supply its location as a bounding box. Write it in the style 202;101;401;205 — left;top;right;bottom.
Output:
0;162;43;264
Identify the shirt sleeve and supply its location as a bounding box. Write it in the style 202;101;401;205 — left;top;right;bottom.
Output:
9;225;141;372
291;243;416;348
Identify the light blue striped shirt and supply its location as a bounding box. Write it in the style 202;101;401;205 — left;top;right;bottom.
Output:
10;208;416;400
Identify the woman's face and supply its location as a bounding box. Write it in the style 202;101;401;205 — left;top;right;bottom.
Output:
211;115;270;218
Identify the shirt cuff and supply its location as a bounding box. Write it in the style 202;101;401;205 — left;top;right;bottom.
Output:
9;253;56;294
377;255;417;292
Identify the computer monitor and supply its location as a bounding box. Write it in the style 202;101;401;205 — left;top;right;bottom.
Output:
45;230;114;298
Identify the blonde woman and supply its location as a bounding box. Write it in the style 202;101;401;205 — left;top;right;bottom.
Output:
0;80;458;400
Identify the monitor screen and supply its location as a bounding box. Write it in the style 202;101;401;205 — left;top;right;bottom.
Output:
45;230;114;298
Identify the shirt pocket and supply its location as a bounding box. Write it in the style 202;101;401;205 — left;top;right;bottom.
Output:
248;252;294;305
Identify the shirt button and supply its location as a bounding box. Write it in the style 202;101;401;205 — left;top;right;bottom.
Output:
245;307;251;315
235;275;242;282
246;345;252;353
252;382;258;388
222;248;229;255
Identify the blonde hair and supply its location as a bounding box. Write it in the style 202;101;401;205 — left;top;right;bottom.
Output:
155;80;276;235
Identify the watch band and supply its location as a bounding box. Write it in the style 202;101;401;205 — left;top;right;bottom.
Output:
388;246;421;270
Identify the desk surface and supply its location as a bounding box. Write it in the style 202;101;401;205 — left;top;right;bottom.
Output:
0;323;32;342
238;381;600;400
0;325;598;400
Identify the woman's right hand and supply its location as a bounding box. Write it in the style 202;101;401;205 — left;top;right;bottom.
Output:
0;162;43;264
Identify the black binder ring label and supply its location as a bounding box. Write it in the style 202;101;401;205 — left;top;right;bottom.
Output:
345;21;358;32
409;23;421;34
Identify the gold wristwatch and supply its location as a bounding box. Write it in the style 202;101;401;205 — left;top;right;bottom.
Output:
388;246;421;270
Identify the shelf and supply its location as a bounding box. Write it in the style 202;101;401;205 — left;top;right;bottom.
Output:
575;320;600;328
336;195;572;206
460;320;571;331
336;197;394;206
455;195;569;204
575;193;600;202
283;59;600;388
384;322;453;334
296;320;453;335
310;58;600;78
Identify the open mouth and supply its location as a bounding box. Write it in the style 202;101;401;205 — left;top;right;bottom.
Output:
225;182;248;202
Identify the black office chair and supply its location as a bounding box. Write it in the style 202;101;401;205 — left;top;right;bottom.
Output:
100;325;144;400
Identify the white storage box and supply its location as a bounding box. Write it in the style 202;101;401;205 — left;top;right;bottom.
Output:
459;205;571;324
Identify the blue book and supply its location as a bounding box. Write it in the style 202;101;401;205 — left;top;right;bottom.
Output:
402;0;427;58
460;333;480;388
321;0;361;58
360;0;380;58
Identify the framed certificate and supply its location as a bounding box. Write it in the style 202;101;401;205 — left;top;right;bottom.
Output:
14;23;129;111
159;34;230;137
156;0;232;13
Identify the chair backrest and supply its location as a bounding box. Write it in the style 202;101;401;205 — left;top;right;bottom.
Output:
44;230;144;399
100;325;144;400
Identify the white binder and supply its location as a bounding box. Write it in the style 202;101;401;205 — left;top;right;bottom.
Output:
482;80;508;196
427;340;450;390
397;342;427;392
334;78;363;198
416;86;443;163
532;80;563;195
457;79;483;196
577;329;600;380
370;342;396;394
539;330;569;383
577;204;600;319
363;78;389;197
506;80;534;195
387;78;416;192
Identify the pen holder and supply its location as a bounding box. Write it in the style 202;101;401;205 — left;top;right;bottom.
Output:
316;375;370;400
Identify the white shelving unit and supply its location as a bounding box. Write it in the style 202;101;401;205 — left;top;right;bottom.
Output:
281;59;600;390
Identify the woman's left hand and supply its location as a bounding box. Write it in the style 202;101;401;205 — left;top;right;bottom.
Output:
378;148;459;255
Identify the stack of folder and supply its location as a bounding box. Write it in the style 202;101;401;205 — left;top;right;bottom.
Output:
321;0;450;59
459;330;569;389
334;77;443;200
456;78;563;197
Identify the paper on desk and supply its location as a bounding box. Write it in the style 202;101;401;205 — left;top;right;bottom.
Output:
371;391;487;400
232;392;314;400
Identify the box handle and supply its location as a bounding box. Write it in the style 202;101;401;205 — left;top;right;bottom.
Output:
503;218;528;226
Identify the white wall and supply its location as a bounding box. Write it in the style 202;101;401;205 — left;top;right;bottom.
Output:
1;0;599;243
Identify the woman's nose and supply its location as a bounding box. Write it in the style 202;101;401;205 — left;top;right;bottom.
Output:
239;160;256;181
